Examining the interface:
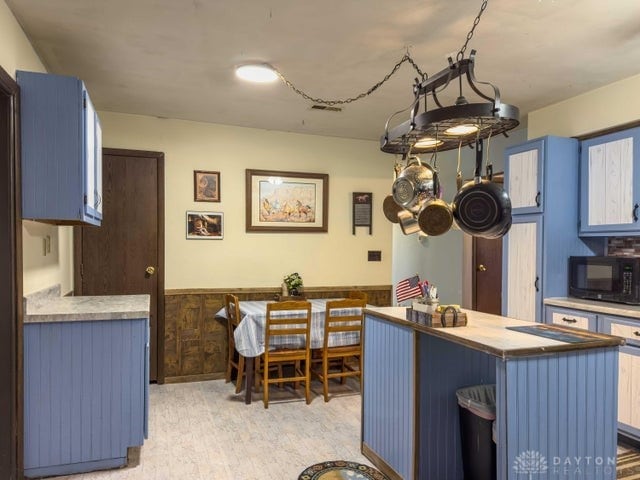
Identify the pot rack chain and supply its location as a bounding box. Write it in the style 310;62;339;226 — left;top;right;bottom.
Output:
457;0;489;61
274;53;426;106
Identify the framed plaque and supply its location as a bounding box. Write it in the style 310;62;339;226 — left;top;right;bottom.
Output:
352;192;372;234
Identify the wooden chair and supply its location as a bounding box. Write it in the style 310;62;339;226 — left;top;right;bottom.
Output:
261;300;312;408
315;298;365;402
348;291;368;304
224;294;247;394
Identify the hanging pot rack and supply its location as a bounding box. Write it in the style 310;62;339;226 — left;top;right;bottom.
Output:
380;50;519;155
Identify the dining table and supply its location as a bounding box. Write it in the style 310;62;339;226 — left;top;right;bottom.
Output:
215;298;364;404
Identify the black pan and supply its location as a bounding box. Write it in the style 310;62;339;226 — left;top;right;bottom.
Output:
452;139;512;238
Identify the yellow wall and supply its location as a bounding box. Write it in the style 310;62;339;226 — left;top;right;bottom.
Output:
528;72;640;139
99;112;393;289
0;0;75;295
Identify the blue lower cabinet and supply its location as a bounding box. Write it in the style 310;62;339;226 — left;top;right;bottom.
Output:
24;318;148;478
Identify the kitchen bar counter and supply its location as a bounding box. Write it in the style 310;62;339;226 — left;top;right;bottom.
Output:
24;293;150;323
544;296;640;319
365;306;623;358
362;307;620;480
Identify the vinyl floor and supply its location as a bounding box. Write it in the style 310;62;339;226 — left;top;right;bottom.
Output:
53;378;368;480
46;377;640;480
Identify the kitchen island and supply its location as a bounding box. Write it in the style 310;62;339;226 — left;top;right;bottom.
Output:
23;288;150;478
362;307;624;480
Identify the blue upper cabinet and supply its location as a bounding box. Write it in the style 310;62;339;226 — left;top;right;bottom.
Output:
579;127;640;236
503;136;604;322
18;71;102;225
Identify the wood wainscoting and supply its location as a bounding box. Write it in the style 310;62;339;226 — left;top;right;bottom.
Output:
163;286;392;383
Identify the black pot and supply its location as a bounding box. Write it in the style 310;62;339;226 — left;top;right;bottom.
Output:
452;139;512;239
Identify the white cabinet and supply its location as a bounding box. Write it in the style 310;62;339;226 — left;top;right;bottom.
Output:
600;314;640;438
580;127;640;236
506;145;542;214
544;303;640;440
544;305;597;331
504;215;541;322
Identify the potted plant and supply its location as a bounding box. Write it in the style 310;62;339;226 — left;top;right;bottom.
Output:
283;272;303;296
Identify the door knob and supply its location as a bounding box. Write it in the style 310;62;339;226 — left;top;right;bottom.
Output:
477;264;487;272
146;266;155;275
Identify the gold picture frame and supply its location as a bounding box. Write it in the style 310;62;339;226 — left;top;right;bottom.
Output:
245;169;329;233
194;170;220;202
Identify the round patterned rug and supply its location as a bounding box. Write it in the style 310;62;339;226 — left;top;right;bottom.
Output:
298;460;389;480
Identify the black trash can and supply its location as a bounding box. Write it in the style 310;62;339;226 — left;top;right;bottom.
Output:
456;384;496;480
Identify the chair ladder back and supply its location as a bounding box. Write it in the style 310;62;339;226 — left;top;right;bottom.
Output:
323;299;365;347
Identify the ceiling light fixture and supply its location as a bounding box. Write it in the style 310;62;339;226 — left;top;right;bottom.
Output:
380;0;519;155
235;64;279;83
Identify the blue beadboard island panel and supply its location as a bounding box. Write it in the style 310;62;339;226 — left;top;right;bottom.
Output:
362;307;622;480
362;314;415;480
24;318;148;478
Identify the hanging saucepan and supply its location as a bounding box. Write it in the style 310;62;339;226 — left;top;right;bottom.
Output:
417;166;453;236
383;194;404;223
452;139;512;238
397;209;421;235
392;156;436;214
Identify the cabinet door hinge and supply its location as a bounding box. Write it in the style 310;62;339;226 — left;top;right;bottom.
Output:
83;96;86;109
83;194;87;205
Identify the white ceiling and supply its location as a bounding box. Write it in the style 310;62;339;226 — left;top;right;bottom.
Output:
6;0;640;142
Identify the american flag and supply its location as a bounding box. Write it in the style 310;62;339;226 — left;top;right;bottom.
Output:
396;275;422;303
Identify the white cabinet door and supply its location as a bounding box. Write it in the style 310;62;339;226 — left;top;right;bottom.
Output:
507;148;540;211
587;136;633;227
95;113;103;218
618;349;640;432
504;216;541;322
550;311;590;330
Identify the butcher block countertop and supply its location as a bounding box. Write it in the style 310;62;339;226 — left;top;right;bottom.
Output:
24;285;150;323
364;306;624;359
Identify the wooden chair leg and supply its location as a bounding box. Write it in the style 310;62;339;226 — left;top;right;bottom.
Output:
340;357;347;385
225;348;233;384
263;358;269;409
254;356;262;392
294;360;301;390
305;356;311;405
322;356;329;402
235;355;245;394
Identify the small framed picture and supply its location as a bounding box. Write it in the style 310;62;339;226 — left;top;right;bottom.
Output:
194;170;220;202
186;211;223;239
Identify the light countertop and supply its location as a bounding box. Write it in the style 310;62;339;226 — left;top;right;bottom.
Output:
24;293;150;323
364;307;623;359
544;297;640;319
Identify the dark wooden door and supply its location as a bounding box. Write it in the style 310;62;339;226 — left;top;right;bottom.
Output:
75;149;164;382
472;236;503;315
0;66;21;479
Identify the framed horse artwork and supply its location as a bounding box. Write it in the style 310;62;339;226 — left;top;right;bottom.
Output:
245;169;329;233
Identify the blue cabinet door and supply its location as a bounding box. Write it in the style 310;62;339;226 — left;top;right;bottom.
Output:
579;127;640;236
18;71;102;225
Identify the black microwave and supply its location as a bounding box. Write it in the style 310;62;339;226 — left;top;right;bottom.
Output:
569;256;640;305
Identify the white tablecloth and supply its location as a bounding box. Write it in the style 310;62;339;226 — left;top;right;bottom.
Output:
214;299;362;357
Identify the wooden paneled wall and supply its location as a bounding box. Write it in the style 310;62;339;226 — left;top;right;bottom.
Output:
163;285;392;383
